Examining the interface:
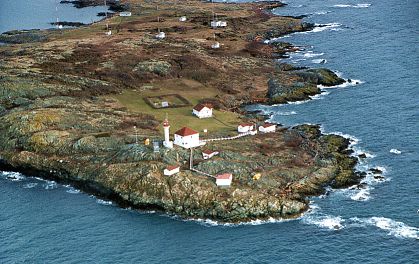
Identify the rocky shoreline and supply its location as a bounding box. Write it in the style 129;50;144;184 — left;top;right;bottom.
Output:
0;0;361;222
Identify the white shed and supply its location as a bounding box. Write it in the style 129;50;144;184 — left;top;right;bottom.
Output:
179;16;187;22
164;165;180;176
119;12;132;17
259;123;276;133
202;150;219;160
174;127;200;149
192;103;213;118
216;173;233;187
238;123;254;133
211;42;220;49
155;31;166;39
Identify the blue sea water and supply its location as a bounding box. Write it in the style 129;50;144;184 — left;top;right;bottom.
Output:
0;0;108;33
0;0;418;263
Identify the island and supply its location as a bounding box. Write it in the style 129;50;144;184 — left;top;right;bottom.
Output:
0;0;361;222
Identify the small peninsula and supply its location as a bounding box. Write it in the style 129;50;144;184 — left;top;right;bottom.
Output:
0;0;360;222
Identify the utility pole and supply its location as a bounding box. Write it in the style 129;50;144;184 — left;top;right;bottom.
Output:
133;126;138;144
190;147;193;169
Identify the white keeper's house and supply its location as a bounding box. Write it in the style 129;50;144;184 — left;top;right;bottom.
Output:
174;127;200;148
192;103;213;118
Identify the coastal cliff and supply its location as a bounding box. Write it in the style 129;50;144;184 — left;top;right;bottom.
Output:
0;0;359;222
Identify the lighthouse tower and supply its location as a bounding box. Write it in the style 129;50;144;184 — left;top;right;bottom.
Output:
163;116;173;148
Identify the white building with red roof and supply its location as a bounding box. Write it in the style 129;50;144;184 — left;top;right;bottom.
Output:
216;173;233;187
164;165;180;176
174;127;200;148
192;103;213;118
238;123;254;133
259;123;276;133
202;150;219;160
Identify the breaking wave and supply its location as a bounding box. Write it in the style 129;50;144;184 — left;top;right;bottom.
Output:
23;183;38;189
44;180;58;190
312;23;342;33
390;148;402;155
334;3;371;8
318;79;365;89
312;58;327;64
96;199;113;206
351;217;419;240
1;171;26;181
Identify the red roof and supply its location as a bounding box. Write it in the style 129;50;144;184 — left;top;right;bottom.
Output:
216;173;232;180
174;127;199;136
166;165;179;171
239;123;253;127
203;149;217;155
262;123;276;128
193;103;213;111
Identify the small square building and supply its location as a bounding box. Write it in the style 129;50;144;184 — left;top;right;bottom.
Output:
216;173;233;187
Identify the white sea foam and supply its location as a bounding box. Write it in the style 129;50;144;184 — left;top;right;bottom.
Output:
334;4;371;8
2;171;26;181
350;187;371;201
351;148;375;159
303;52;324;58
303;214;345;230
309;90;330;100
277;111;297;116
312;23;342;33
390;148;402;155
316;11;330;15
23;183;38;189
357;3;371;8
96;199;113;205
326;131;360;146
287;99;311;105
66;187;81;194
318;79;364;89
44;181;57;190
312;58;327;64
334;4;352;8
360;217;419;239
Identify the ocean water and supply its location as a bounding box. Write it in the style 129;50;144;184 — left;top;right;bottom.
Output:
1;0;418;263
0;0;108;33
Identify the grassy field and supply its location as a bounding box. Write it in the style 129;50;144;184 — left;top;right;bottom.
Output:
110;78;241;136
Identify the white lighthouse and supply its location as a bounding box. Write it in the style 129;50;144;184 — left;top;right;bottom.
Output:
163;116;173;148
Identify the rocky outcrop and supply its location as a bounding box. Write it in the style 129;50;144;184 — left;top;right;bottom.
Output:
296;68;345;86
267;67;345;104
0;30;49;44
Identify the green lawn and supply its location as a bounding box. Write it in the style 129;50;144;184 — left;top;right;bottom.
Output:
110;79;241;136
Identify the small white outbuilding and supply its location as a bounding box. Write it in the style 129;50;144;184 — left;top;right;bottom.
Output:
155;31;166;39
202;150;219;160
164;165;180;176
210;20;227;28
119;12;132;17
179;16;187;22
216;173;233;187
259;123;276;133
211;42;220;49
238;123;254;133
